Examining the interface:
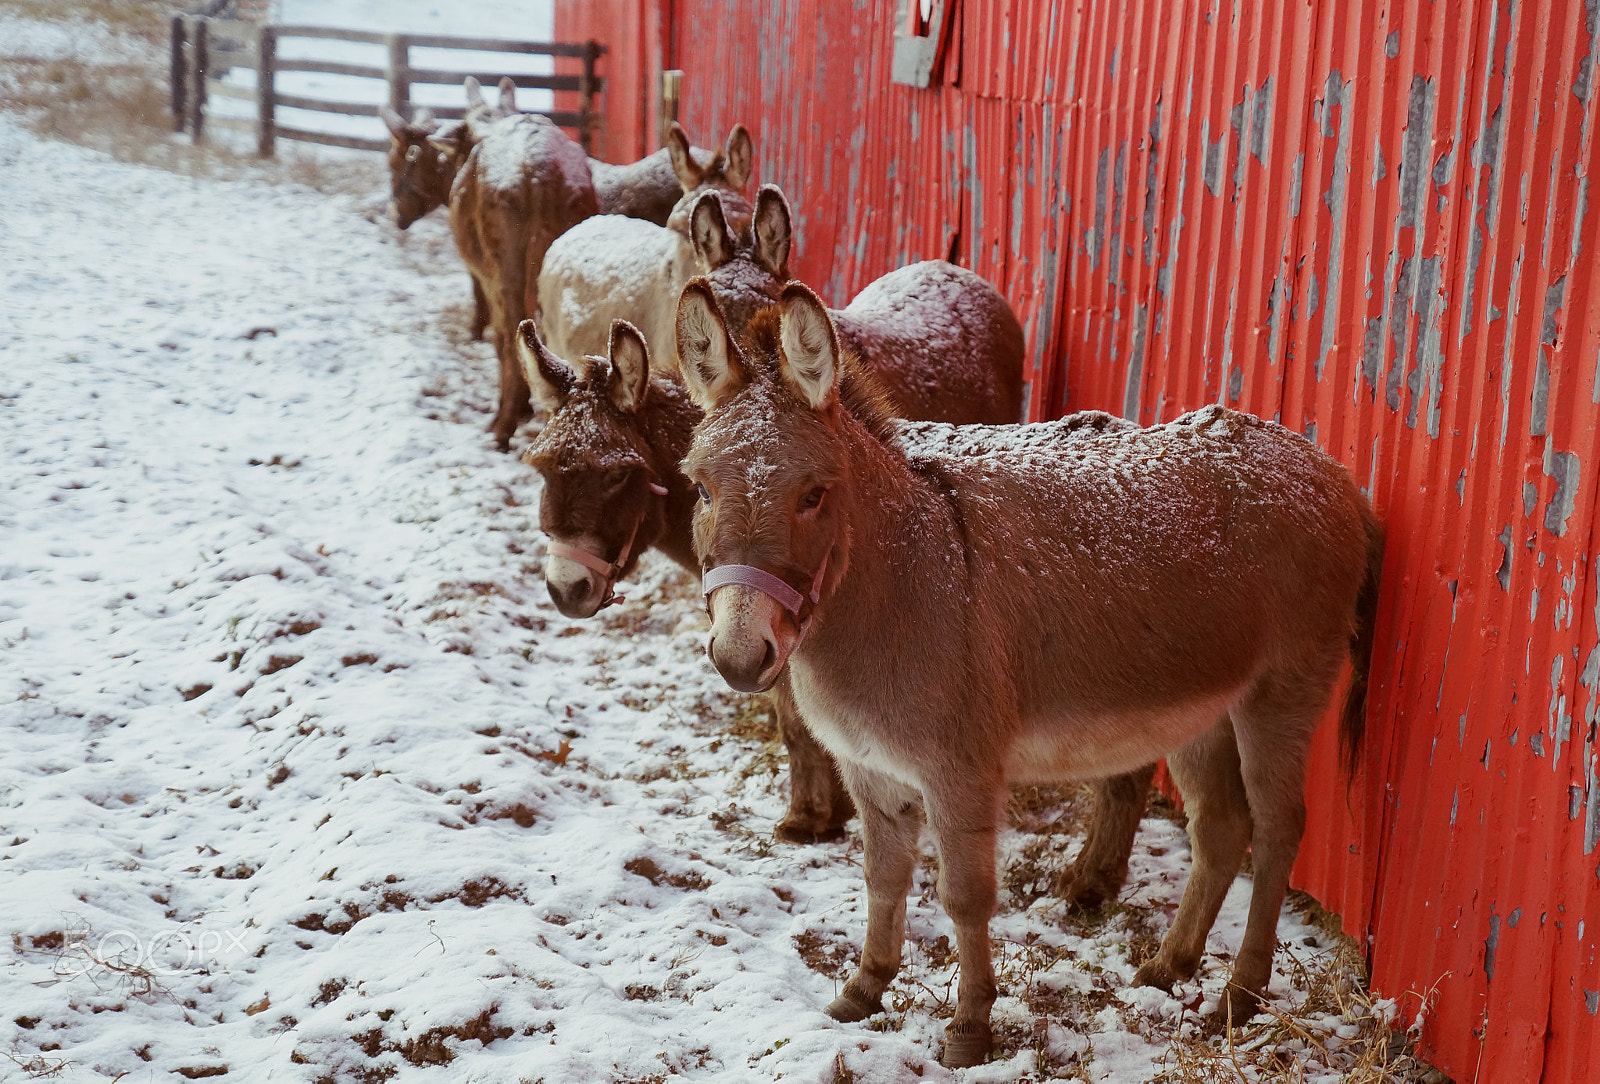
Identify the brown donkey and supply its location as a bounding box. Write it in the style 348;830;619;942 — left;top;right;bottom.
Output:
382;77;720;235
675;282;1384;1068
689;186;1023;424
387;76;734;443
514;318;1158;910
517;319;852;842
448;111;598;449
516;223;1023;841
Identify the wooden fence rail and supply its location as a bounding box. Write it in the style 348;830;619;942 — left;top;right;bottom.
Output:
169;16;604;156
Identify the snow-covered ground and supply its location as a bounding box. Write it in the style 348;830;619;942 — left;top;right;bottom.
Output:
0;5;1412;1079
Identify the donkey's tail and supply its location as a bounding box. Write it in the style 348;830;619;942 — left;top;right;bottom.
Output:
1340;502;1385;773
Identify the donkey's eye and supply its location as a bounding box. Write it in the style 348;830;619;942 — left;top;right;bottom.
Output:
405;144;421;163
696;484;712;503
799;486;828;512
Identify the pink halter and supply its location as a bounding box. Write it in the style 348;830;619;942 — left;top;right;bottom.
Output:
545;481;669;609
702;553;829;619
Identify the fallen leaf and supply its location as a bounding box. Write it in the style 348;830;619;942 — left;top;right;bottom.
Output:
535;739;572;766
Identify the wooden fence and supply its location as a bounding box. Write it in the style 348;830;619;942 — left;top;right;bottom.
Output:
168;16;604;156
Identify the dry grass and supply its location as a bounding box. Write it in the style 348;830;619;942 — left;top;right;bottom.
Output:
971;885;1450;1081
0;0;379;194
4;0;177;41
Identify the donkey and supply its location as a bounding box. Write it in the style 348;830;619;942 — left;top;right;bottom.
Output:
534;123;754;374
382;77;730;352
674;282;1384;1068
688;185;1024;424
381;103;490;340
445;109;599;449
380;78;535;344
514;318;1158;907
451;114;752;449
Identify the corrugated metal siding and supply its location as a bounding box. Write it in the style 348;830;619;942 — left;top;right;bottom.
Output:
555;1;1600;1079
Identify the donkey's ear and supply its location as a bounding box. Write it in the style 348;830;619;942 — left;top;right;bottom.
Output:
752;185;791;278
464;76;489;108
676;280;745;410
516;320;575;412
381;104;409;139
410;107;436;130
722;124;753;190
497;77;517;113
778;283;840;411
690;192;736;271
426;126;463;156
666;122;700;190
607;320;651;413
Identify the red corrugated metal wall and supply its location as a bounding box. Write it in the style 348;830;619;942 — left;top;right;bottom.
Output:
556;1;1600;1079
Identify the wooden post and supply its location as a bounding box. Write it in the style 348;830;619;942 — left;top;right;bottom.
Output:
188;17;208;143
578;40;600;154
256;25;276;157
385;34;409;117
170;15;187;133
658;69;681;150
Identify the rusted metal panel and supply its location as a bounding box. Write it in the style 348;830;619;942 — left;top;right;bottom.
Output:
553;0;660;161
553;0;1599;1078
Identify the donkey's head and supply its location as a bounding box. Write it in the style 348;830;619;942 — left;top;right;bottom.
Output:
381;107;466;228
517;318;671;618
688;185;792;333
678;281;893;693
665;122;755;237
463;75;521;135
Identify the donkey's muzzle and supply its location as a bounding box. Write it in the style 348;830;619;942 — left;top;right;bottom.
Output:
544;557;607;619
704;579;795;693
707;631;781;693
387;201;419;230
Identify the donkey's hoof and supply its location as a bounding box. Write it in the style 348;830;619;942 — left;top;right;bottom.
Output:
775;818;847;845
939;1020;994;1068
1215;984;1265;1025
1131;959;1180;992
1053;866;1117;912
825;988;883;1023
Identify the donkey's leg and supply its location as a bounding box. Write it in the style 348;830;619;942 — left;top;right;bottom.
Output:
1054;763;1156;911
489;232;538;450
489;306;531;450
923;769;1007;1069
1218;660;1337;1022
826;763;921;1023
772;673;854;844
469;276;490;341
1133;719;1252;992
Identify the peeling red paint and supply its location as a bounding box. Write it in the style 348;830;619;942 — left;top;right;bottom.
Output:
557;1;1600;1079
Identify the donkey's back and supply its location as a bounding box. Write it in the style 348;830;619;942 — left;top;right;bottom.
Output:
536;216;696;373
832;262;1025;426
915;405;1371;766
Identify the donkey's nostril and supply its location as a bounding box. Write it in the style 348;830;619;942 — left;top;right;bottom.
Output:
546;574;602;618
760;640;777;675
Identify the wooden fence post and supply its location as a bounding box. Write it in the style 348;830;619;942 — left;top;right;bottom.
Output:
385;34;410;117
188;17;208;142
658;69;681;150
256;25;277;157
578;40;600;153
170;15;188;133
